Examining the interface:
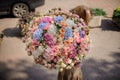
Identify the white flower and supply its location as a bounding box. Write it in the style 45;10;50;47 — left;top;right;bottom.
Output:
47;24;57;37
66;65;72;69
59;68;64;72
57;59;66;68
75;56;79;60
32;46;44;59
60;62;66;68
67;59;72;64
70;62;74;66
66;19;75;28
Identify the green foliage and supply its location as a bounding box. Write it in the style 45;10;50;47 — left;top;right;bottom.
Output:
112;7;120;18
90;8;106;16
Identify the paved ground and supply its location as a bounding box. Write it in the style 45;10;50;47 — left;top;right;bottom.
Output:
0;0;120;80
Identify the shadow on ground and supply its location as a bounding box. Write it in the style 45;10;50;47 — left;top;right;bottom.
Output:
2;27;23;38
0;52;120;80
82;52;120;80
101;19;120;31
0;14;15;19
0;60;57;80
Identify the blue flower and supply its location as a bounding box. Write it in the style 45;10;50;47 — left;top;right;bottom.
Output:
54;16;64;23
38;22;47;29
33;29;43;41
64;28;73;40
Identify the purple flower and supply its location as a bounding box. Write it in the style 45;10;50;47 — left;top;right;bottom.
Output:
44;33;55;47
33;29;43;41
79;30;85;38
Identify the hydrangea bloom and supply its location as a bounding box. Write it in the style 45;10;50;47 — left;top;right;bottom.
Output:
54;16;64;23
39;16;53;23
47;24;57;36
44;33;55;47
32;29;43;41
64;28;73;40
66;19;75;28
38;22;47;29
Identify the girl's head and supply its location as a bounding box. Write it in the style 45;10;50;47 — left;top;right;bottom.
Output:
70;5;92;25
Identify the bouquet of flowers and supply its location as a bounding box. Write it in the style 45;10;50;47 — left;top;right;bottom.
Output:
21;8;90;71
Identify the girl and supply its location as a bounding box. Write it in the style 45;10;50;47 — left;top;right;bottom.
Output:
70;5;92;25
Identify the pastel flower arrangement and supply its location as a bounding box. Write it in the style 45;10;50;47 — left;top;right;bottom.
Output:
22;8;90;71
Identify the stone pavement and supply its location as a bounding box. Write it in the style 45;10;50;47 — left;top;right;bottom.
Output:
0;0;120;80
36;0;120;17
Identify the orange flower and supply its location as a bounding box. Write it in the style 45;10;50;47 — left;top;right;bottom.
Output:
59;28;65;34
29;45;35;52
68;37;73;43
60;21;68;27
64;40;71;45
59;34;64;38
74;32;79;37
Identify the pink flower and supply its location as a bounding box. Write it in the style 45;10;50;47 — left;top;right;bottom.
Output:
39;16;53;23
43;48;54;61
73;32;81;43
51;46;58;56
32;39;39;46
61;52;67;57
67;44;76;58
44;33;55;47
64;58;69;64
80;38;85;53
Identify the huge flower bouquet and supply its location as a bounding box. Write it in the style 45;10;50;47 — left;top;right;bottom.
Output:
21;8;90;71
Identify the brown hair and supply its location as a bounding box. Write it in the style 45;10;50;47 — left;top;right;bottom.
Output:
71;5;92;25
57;66;83;80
